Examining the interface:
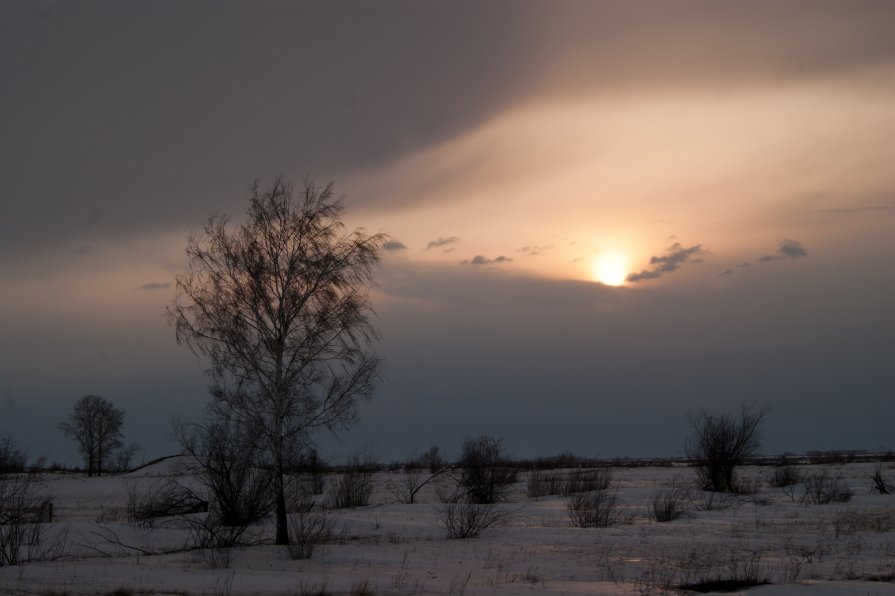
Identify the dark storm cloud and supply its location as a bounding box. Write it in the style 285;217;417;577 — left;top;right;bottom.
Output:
383;241;407;251
626;243;707;283
462;255;513;266
139;282;171;291
425;237;460;251
3;1;895;259
758;240;808;263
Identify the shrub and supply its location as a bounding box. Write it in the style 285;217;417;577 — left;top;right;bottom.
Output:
327;455;375;509
438;501;509;539
184;514;250;569
650;482;690;522
803;470;853;504
286;507;334;559
696;490;732;511
563;469;612;495
174;414;275;527
686;403;767;493
527;470;564;498
567;490;620;528
0;474;65;566
126;479;207;528
455;435;516;504
769;463;803;488
869;464;891;495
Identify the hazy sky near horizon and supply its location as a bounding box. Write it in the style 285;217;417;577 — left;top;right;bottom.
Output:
2;1;894;464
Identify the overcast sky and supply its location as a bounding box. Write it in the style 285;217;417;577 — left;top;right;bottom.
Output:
2;1;894;465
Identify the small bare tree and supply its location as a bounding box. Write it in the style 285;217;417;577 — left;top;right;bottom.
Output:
168;177;386;545
0;434;26;474
454;435;515;504
58;394;125;477
686;403;767;493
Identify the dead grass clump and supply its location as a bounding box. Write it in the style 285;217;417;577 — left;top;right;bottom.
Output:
563;469;612;495
803;470;853;504
438;501;509;539
526;470;564;498
349;579;375;596
327;462;374;509
0;474;66;566
769;463;803;488
696;490;733;511
833;509;895;537
567;490;620;528
650;482;691;522
286;507;334;560
676;550;770;593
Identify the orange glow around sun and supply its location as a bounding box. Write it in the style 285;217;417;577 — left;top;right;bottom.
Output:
593;252;628;286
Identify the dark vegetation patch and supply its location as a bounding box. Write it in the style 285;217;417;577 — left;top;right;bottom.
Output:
678;579;771;592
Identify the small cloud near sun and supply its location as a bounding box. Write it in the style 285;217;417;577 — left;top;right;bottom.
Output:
626;242;707;283
518;244;553;256
383;240;407;251
757;239;807;263
425;236;460;250
139;282;171;291
461;255;513;266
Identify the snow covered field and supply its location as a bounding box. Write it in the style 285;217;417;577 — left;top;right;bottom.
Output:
2;458;895;595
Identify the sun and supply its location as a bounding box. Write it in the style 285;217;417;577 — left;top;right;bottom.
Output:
593;252;628;286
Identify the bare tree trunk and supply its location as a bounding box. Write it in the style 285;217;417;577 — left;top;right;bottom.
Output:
274;455;288;545
273;391;289;545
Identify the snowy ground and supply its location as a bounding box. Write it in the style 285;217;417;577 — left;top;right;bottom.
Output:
2;459;895;595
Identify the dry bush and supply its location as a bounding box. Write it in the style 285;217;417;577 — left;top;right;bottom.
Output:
184;514;252;569
567;490;620;528
126;479;207;528
455;435;516;504
327;455;375;509
676;551;769;593
527;468;612;499
869;464;891;495
769;463;803;488
696;490;733;511
803;470;853;504
686;403;767;493
296;580;330;596
286;507;334;559
832;508;895;537
526;470;564;498
0;474;65;566
387;450;450;504
438;501;509;539
174;414;275;527
349;579;375;596
650;482;691;522
291;448;329;496
563;469;612;495
387;467;448;505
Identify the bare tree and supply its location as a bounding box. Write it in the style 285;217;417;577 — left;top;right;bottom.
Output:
58;394;124;477
0;433;27;474
168;177;386;545
686;403;767;493
454;435;516;504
